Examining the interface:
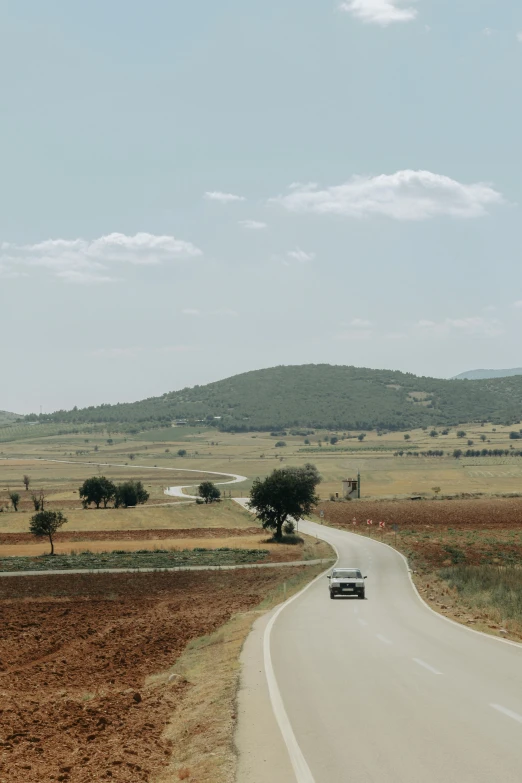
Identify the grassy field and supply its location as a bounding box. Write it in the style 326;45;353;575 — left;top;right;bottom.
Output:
2;420;522;505
0;498;254;534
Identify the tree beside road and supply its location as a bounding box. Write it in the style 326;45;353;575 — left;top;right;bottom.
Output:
249;463;321;541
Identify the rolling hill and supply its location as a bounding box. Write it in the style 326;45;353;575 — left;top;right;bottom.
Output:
25;364;522;433
454;368;522;381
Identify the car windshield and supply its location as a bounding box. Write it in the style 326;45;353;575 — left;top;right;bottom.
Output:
332;570;361;579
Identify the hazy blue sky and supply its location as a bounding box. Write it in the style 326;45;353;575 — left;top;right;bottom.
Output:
1;0;521;414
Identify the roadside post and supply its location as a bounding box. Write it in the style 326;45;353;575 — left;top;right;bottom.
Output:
392;523;398;547
367;519;372;537
319;510;324;525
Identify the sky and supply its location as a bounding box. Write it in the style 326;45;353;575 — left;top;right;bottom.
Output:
1;0;521;414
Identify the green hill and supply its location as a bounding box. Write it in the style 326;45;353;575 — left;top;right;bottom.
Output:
25;364;522;433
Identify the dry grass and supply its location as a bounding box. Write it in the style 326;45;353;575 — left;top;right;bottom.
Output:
154;565;326;783
0;531;333;562
0;498;254;534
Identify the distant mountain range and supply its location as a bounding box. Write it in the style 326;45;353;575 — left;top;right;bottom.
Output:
25;364;522;433
454;368;522;381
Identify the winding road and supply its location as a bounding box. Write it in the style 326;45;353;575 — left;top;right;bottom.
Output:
236;517;522;783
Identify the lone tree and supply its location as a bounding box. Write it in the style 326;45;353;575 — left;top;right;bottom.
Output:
79;476;117;509
30;510;67;555
198;481;221;504
177;449;187;457
9;492;20;512
114;480;149;508
249;463;321;541
23;475;30;491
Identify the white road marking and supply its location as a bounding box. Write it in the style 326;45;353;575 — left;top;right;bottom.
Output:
357;619;368;626
413;658;442;675
490;704;522;724
376;634;392;645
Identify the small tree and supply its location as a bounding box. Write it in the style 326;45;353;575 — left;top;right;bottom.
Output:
357;434;365;442
432;486;441;495
429;430;438;438
457;431;466;439
480;434;487;442
453;449;463;459
177;449;187;457
330;436;338;445
9;492;20;512
274;441;287;448
114;480;149;508
404;434;411;441
198;481;221;504
249;463;321;541
23;475;30;491
30;510;67;555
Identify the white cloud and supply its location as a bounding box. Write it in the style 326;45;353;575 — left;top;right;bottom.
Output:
270;170;504;221
181;308;201;316
339;0;417;26
286;248;316;263
514;300;522;309
204;191;245;203
0;232;202;283
238;220;267;230
416;316;504;338
351;318;372;327
517;32;522;42
483;27;493;36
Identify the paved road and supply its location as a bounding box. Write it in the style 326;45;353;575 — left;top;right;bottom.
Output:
238;518;522;783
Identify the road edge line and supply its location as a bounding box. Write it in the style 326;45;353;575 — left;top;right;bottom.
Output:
351;530;522;651
262;539;340;783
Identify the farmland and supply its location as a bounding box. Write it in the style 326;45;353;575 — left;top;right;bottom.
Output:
0;567;323;783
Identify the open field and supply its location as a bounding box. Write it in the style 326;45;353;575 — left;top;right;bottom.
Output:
0;566;324;783
2;419;522;504
0;458;218;512
0;498;254;534
319;498;522;640
0;531;332;566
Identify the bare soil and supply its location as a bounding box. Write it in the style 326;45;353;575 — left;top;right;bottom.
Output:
0;527;262;546
318;497;522;530
0;569;307;783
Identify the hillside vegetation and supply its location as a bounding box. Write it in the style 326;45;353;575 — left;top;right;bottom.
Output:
18;364;522;433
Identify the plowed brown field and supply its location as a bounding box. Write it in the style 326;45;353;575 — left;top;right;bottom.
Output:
0;569;305;783
318;498;522;569
0;527;261;546
318;497;522;530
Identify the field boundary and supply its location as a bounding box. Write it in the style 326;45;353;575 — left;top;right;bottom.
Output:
0;558;334;578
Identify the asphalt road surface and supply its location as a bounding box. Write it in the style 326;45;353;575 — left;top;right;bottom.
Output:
237;518;522;783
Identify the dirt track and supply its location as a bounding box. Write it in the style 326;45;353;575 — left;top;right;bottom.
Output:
0;569;304;783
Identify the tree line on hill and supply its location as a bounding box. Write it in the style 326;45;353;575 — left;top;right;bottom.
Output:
21;365;522;434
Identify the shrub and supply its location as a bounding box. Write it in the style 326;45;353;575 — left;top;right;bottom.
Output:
274;441;287;448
